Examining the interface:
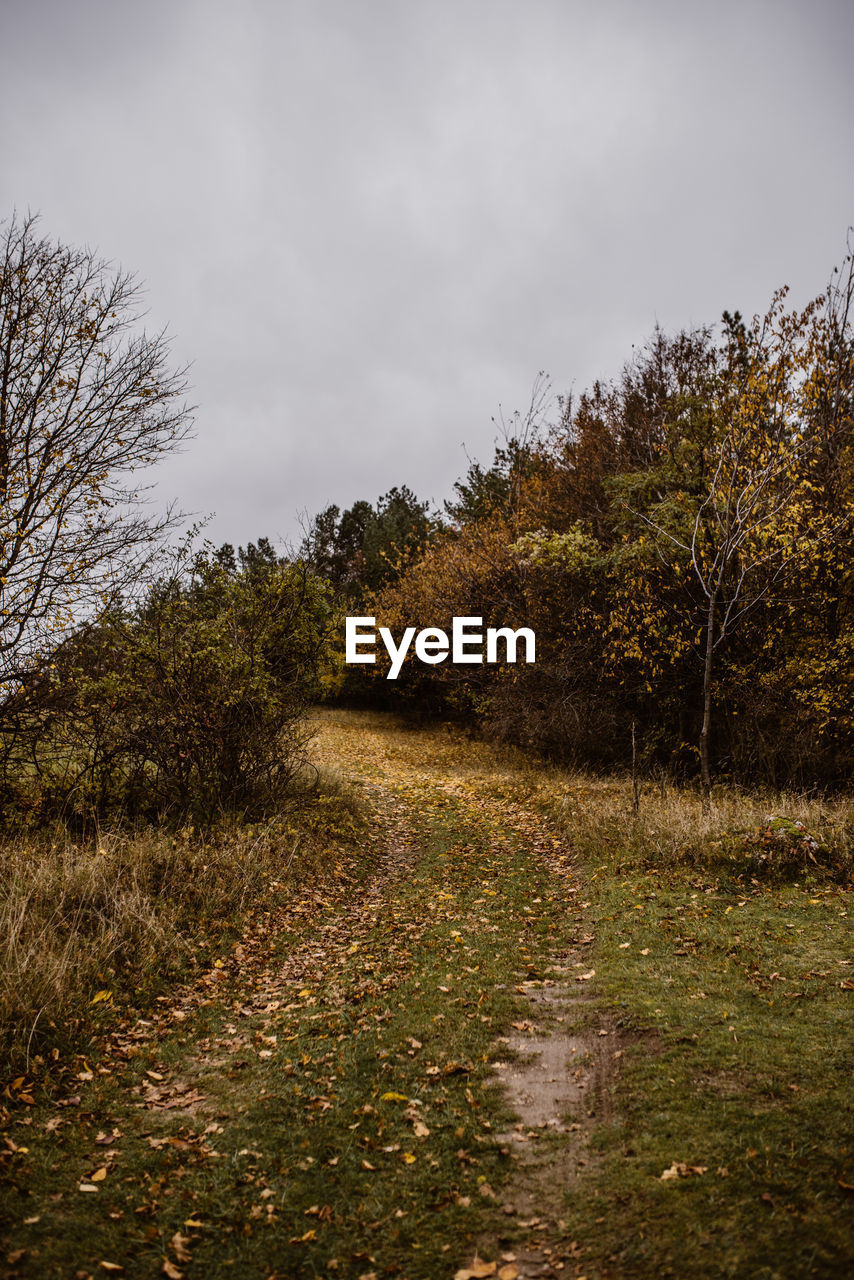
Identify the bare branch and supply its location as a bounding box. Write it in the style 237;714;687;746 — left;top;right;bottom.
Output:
0;213;194;698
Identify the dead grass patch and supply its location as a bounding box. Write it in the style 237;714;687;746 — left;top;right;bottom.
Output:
0;772;366;1071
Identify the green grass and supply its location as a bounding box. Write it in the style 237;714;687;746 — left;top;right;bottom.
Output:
0;791;581;1278
559;865;853;1278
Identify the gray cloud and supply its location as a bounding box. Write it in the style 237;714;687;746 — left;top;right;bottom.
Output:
2;0;853;545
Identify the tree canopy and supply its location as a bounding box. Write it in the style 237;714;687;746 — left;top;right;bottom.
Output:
356;251;854;791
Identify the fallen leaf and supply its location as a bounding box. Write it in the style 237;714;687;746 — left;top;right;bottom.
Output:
90;1167;108;1182
454;1261;497;1279
660;1162;707;1180
499;1267;520;1280
161;1261;184;1280
170;1233;192;1263
380;1091;409;1102
99;1265;124;1274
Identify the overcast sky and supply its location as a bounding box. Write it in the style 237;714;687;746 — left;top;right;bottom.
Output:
2;0;853;548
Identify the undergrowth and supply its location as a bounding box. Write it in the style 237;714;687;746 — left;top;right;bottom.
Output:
491;765;854;888
0;771;366;1073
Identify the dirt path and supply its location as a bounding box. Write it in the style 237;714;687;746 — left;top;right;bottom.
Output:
310;711;620;1279
2;710;614;1280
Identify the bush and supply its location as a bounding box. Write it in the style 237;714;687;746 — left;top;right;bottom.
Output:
2;552;332;825
724;815;840;883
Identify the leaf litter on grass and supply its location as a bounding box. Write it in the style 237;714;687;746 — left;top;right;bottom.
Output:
8;709;848;1278
1;711;598;1278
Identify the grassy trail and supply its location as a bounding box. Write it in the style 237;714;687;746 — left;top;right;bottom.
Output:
2;710;852;1279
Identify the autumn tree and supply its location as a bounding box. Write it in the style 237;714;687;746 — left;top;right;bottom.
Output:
370;247;854;789
629;279;854;804
0;213;192;704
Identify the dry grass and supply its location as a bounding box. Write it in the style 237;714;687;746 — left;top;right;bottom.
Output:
474;756;854;884
317;706;854;883
0;774;366;1070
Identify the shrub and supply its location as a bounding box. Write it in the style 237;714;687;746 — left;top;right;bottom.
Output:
2;553;332;825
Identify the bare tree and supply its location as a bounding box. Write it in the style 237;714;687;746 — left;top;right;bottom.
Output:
0;213;193;701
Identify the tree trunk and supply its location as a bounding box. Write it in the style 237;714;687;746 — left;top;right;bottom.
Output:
699;589;717;810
